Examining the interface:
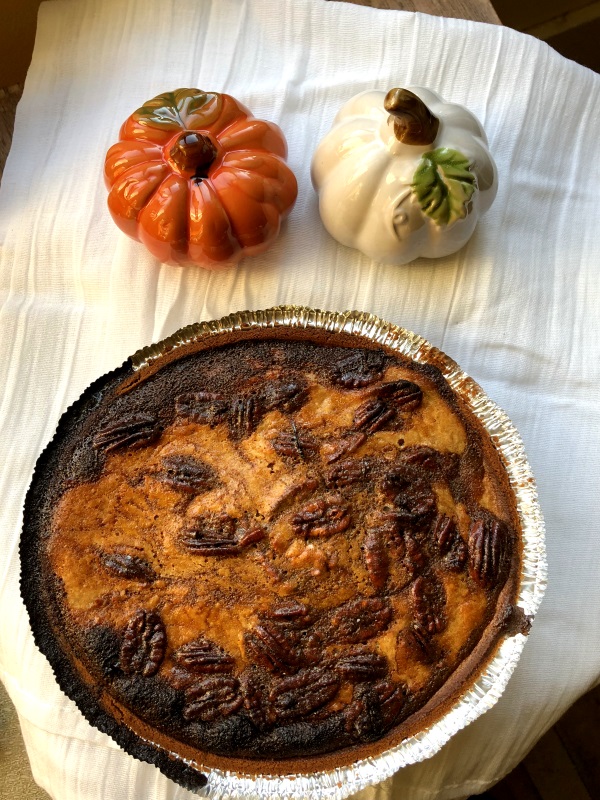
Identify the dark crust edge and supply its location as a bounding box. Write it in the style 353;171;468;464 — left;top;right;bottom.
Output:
19;359;208;791
19;327;525;788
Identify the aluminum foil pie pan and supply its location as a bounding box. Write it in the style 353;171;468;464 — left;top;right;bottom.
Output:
125;306;547;800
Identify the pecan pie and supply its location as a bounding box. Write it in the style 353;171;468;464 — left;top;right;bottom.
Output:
21;323;526;790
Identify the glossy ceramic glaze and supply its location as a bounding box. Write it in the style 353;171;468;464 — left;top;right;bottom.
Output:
311;87;498;265
104;89;298;268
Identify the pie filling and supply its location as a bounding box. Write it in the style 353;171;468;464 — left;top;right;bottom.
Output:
26;338;521;770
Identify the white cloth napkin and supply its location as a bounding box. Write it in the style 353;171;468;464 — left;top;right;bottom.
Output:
1;0;599;798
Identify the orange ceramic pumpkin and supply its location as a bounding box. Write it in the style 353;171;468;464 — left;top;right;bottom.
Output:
104;89;298;268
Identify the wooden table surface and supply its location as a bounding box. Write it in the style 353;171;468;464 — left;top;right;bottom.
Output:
329;0;500;24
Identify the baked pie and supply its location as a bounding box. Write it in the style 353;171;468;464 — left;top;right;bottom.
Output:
21;314;527;791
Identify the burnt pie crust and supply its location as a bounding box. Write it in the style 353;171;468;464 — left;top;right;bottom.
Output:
21;324;525;788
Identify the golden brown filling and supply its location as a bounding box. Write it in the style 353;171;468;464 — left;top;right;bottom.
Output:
46;344;517;759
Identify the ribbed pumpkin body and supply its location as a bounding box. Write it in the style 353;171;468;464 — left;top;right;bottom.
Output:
311;88;497;265
105;89;297;268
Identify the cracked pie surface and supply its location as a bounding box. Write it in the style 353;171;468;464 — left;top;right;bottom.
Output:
22;328;524;786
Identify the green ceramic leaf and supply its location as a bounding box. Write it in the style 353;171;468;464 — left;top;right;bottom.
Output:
411;148;476;227
132;89;221;131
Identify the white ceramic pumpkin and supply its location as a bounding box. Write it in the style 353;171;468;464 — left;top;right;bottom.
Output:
311;87;498;264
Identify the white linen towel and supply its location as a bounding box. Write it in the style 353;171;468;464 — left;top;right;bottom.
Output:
1;1;599;798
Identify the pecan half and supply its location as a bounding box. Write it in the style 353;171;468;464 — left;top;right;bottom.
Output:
376;678;406;730
93;413;160;452
404;532;426;572
335;649;389;682
183;535;240;555
345;678;405;740
183;540;242;556
410;575;446;634
468;515;513;588
271;422;319;461
325;432;367;464
236;527;267;548
344;696;378;741
436;514;457;554
267;600;315;628
398;492;437;521
120;610;166;677
434;513;467;571
175;392;228;426
325;458;370;489
261;379;309;413
183;514;264;556
395;445;441;472
332;350;386;388
381;466;413;496
386;480;437;530
183;676;242;722
353;398;396;433
245;609;322;674
375;379;423;411
382;449;451;510
370;510;404;542
100;552;155;582
229;395;262;439
269;667;340;722
363;529;389;590
384;460;436;506
173;638;234;674
169;666;199;690
407;621;438;663
158;454;217;493
244;623;303;674
330;598;392;644
446;540;468;571
239;672;271;731
292;496;351;538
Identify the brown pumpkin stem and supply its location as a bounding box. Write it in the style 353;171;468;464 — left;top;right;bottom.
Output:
169;132;217;178
383;89;439;146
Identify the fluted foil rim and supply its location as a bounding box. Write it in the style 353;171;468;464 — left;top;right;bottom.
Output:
130;306;547;800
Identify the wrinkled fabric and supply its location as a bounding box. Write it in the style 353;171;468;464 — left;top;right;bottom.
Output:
0;0;599;798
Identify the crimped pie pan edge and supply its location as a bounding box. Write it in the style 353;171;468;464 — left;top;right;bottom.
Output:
22;305;547;800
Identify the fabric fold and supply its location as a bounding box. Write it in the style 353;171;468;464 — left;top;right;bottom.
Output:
1;0;599;798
